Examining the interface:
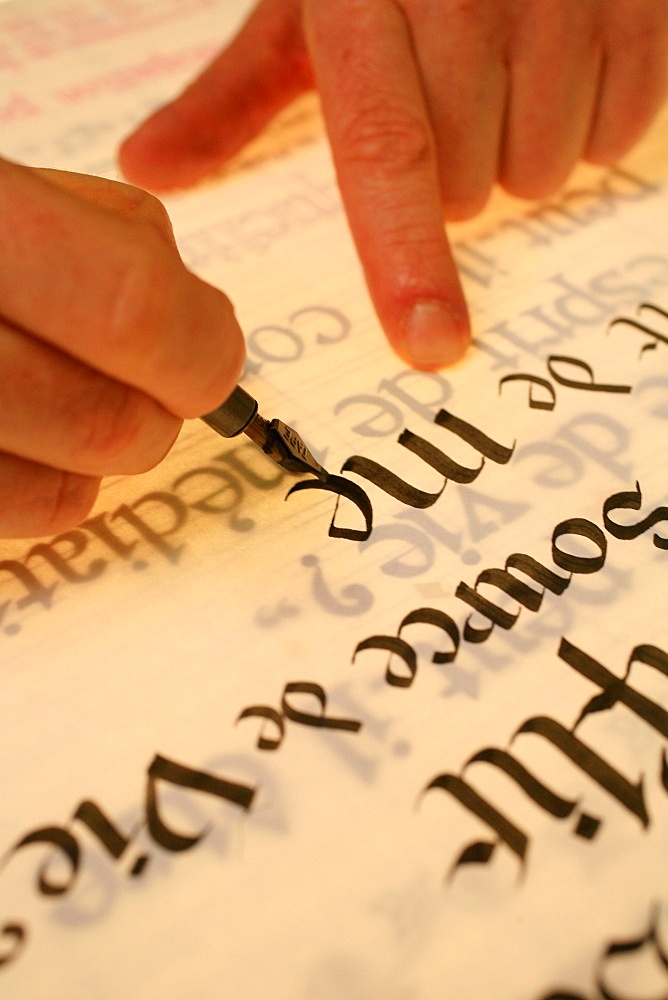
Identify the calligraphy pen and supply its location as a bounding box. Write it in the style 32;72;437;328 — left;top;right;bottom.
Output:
202;385;329;482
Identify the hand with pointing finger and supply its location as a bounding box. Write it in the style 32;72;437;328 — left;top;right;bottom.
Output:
120;0;668;369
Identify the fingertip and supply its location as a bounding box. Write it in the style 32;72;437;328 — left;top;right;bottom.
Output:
394;299;471;370
119;109;199;192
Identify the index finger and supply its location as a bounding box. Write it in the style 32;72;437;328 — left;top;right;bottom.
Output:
303;0;470;369
0;158;244;418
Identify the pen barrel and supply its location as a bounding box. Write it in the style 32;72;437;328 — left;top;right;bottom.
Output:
202;385;258;438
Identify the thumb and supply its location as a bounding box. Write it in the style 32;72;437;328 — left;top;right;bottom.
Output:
119;0;312;192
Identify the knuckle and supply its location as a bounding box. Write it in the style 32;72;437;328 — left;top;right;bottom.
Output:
130;189;178;247
39;472;99;536
338;103;433;176
107;225;177;358
64;375;174;473
179;280;245;416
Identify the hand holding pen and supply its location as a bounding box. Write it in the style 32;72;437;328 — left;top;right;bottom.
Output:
2;0;667;539
0;159;245;539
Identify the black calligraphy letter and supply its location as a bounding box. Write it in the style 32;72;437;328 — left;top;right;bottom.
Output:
432;409;515;465
280;682;362;732
286;474;373;541
0;923;26;969
341;410;514;511
603;482;668;550
236;705;286;750
468;748;596;830
499;373;557;410
5;826;81;896
561;638;668;741
546;355;631;395
515;716;649;827
353;635;418;688
237;683;361;749
609;303;668;351
422;773;529;876
145;754;255;852
354;609;460;687
596;906;668;1000
551;518;607;574
456;552;570;643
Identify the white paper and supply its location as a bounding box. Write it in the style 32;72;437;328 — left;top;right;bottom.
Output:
1;3;667;998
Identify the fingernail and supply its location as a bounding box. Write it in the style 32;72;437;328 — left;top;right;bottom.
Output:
404;300;470;368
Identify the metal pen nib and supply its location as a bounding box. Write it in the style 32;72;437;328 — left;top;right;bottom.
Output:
202;385;329;482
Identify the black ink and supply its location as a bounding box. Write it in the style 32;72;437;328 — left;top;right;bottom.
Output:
603;482;668;549
499;373;556;410
422;736;603;880
72;800;144;874
421;638;666;880
0;924;25;969
236;706;285;750
237;682;362;748
341;452;448;509
516;717;649;828
455;552;570;643
7;826;80;896
546;355;631;394
560;638;668;741
334;409;513;523
551;518;607;574
432;408;515;465
423;773;529;874
353;608;460;687
354;635;418;688
145;754;255;853
609;305;668;352
286;474;373;541
281;682;362;732
539;904;668;1000
400;608;460;664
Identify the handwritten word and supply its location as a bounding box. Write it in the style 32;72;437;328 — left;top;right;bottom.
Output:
0;754;255;969
288;408;514;541
476;257;668;372
237;681;361;751
0;674;365;971
500;302;668;408
423;632;668;880
287;301;666;544
353;481;666;687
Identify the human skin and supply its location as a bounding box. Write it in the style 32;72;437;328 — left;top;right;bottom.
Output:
2;1;667;538
120;0;668;368
0;160;244;537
